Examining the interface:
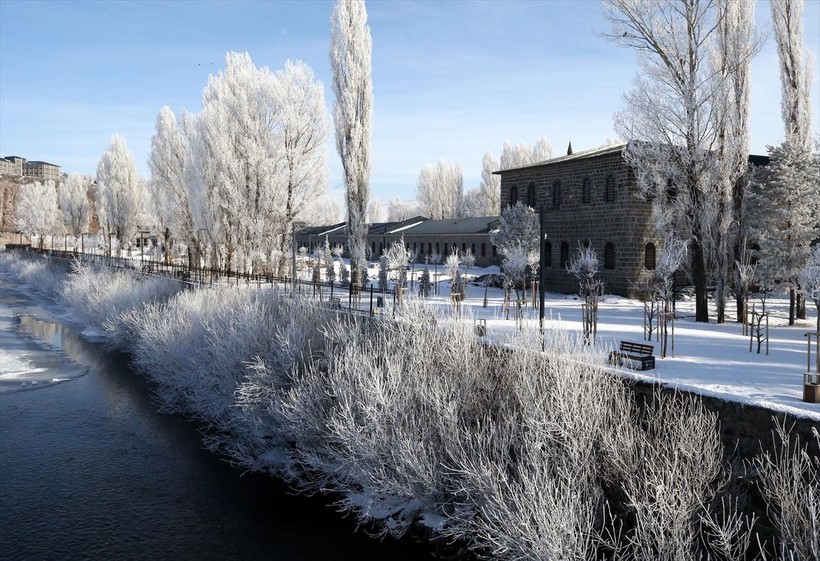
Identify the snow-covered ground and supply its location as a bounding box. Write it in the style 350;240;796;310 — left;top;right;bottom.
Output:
376;262;820;421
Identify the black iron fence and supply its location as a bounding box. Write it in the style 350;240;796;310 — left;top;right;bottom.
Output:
7;243;397;317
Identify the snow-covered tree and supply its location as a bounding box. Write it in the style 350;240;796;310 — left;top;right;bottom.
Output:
302;196;342;226
149;106;196;265
194;53;329;275
771;0;814;153
479;151;501;215
58;173;91;237
798;245;820;333
331;0;373;287
96;133;140;249
604;0;733;322
461;187;485;218
567;244;603;343
366;197;382;223
500;137;553;170
746;142;820;324
416;159;463;219
710;0;759;323
272;60;330;274
384;238;410;303
461;152;504;217
386;197;419;222
490;200;539;258
16;180;58;247
771;0;815;320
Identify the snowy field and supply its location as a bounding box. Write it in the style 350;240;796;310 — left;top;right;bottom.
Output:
376;262;820;421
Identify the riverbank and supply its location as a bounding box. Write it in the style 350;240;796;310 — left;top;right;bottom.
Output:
0;261;437;561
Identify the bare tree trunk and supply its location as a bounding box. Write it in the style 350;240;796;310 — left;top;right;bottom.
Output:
692;241;709;322
789;288;795;326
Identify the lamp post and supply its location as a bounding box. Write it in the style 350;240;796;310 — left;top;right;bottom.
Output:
138;230;150;270
108;232;116;265
198;228;208;285
539;205;547;331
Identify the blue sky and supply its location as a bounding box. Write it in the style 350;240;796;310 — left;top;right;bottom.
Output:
1;0;819;206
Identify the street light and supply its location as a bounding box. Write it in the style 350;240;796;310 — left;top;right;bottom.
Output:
539;205;547;331
108;232;116;264
197;228;209;285
138;230;150;270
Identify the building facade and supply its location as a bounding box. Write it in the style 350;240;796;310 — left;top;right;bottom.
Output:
0;156;61;181
496;143;657;297
295;216;503;269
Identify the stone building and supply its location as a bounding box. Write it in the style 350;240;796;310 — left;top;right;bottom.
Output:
295;216;502;268
0;156;61;181
496;142;657;297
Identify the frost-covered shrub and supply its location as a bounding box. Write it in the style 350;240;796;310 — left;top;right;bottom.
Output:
0;252;66;297
123;287;332;444
58;261;180;346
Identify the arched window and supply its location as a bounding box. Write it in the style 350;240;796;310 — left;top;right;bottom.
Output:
644;243;656;270
444;243;448;256
510;185;519;206
428;242;432;255
552;180;562;207
481;243;486;257
544;242;552;267
436;242;440;254
462;242;467;254
493;245;497;257
582;177;592;204
378;242;383;255
605;175;616;202
527;183;536;207
418;243;424;256
471;243;476;255
371;241;376;255
605;242;615;269
560;242;569;268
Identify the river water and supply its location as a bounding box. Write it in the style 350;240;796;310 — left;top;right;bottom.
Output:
0;271;436;560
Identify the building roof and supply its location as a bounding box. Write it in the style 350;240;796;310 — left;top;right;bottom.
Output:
495;141;771;174
27;160;59;167
295;215;501;238
397;216;500;236
295;222;347;237
494;142;627;174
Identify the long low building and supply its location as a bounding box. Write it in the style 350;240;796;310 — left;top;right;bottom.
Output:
295;215;502;268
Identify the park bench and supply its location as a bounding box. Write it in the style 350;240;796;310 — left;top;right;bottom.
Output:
609;340;655;371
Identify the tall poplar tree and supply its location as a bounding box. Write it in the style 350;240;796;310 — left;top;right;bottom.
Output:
330;0;373;287
770;0;816;321
96;134;140;249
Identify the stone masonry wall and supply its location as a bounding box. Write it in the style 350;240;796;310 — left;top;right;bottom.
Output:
500;149;657;297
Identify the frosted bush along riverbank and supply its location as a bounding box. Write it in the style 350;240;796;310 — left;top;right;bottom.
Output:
2;251;818;561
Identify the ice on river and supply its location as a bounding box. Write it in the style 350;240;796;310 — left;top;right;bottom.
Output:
0;281;88;393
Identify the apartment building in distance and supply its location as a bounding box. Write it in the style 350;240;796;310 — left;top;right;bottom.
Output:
1;156;61;182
